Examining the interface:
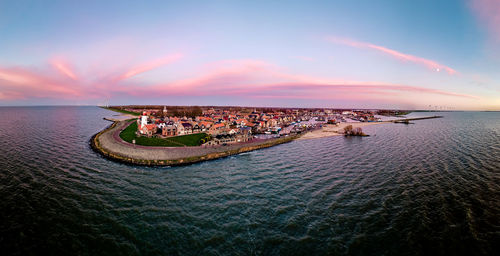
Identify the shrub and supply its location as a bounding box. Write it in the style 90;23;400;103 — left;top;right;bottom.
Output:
344;125;366;136
343;125;353;134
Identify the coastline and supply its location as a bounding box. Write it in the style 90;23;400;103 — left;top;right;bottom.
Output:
298;121;390;140
298;116;442;140
91;113;441;166
91;119;300;166
90;120;388;166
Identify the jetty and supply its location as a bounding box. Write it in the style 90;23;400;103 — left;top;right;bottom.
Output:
391;115;442;124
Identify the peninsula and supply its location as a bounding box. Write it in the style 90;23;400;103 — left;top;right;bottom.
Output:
91;105;439;166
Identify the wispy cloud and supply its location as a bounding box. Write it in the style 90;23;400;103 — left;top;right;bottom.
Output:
327;36;457;75
0;57;477;106
116;53;183;81
50;58;78;80
0;67;82;99
130;60;476;100
248;83;479;100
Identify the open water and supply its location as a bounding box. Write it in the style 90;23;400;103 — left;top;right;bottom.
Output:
0;107;498;255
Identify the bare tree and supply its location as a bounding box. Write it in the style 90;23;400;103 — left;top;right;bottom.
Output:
343;125;366;136
343;125;353;135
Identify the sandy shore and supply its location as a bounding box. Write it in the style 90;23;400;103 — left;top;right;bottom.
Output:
298;121;390;140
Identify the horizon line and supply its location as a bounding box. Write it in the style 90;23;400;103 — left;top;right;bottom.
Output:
0;104;485;112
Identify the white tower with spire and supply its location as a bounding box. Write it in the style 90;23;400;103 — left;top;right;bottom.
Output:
140;114;148;128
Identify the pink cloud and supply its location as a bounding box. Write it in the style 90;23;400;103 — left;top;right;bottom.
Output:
327;37;457;74
0;67;82;99
0;68;39;85
116;53;183;81
0;91;25;100
50;58;78;80
176;81;476;100
161;59;274;88
0;57;478;107
249;83;479;99
470;0;500;42
125;61;476;100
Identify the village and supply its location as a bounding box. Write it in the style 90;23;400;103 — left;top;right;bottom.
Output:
125;106;390;146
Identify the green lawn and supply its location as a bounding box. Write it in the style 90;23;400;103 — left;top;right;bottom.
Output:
103;107;140;116
167;133;209;146
119;121;209;147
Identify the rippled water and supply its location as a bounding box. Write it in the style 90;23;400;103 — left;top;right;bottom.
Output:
0;107;499;255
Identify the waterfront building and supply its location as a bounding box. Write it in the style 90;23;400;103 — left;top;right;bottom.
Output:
209;123;226;135
180;122;193;135
139;124;157;137
161;124;178;137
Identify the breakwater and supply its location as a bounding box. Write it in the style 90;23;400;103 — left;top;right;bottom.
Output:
391;115;442;123
91;120;299;166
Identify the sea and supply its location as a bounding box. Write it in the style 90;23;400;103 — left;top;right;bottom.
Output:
0;106;499;255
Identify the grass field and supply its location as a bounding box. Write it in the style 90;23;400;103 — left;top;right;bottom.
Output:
103;107;140;116
119;122;209;147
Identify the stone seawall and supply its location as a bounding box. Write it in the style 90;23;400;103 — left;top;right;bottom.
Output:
90;120;299;166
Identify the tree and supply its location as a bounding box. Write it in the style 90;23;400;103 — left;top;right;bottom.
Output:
191;106;203;117
343;125;353;135
353;127;363;135
343;125;366;136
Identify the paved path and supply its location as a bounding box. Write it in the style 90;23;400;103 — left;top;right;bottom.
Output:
97;120;291;161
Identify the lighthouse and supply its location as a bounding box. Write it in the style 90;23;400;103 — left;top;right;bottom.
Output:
140;113;148;129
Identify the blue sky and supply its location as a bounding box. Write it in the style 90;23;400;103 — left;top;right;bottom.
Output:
0;0;499;109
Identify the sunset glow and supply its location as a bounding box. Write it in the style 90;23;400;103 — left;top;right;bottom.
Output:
0;0;499;110
327;37;457;74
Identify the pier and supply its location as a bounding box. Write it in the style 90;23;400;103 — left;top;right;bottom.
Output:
391;115;442;124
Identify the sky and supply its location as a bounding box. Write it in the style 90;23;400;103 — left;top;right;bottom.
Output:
0;0;499;110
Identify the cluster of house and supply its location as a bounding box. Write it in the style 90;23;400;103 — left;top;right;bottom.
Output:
136;108;257;145
339;111;380;122
137;114;235;137
135;107;384;145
